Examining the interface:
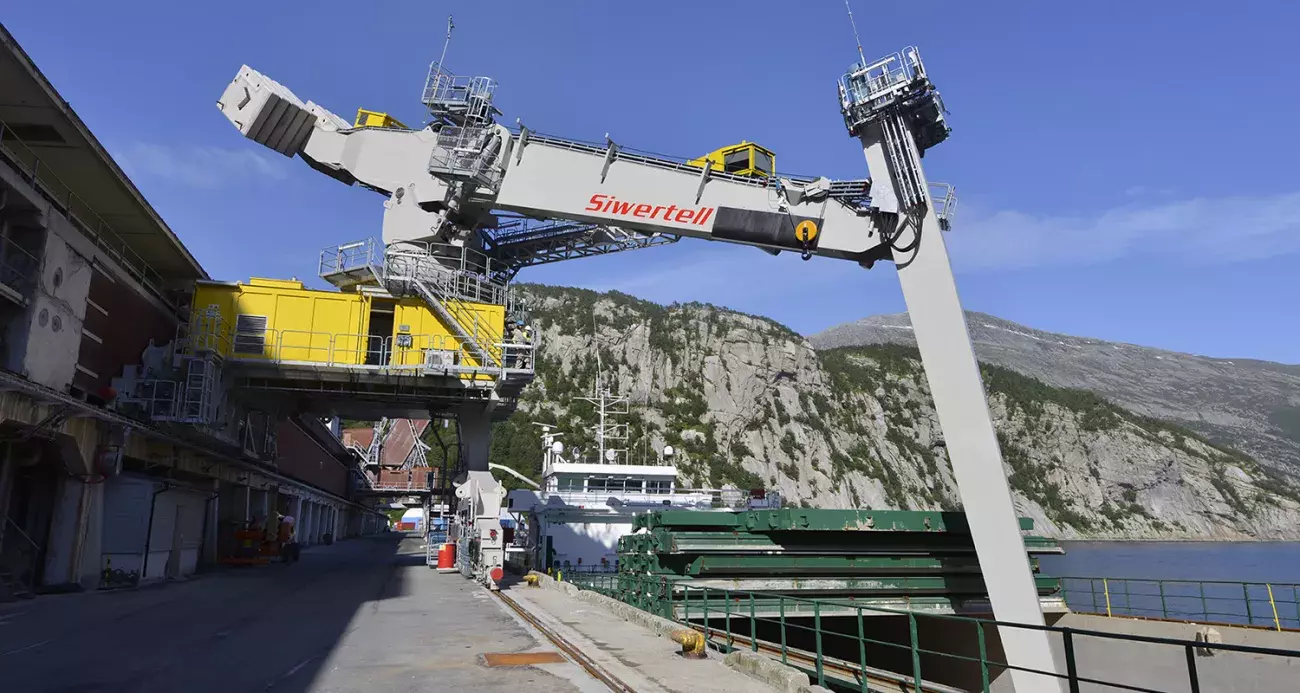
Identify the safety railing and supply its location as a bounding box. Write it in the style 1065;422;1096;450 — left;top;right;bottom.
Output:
213;327;488;372
518;129;870;195
187;315;533;377
421;63;498;127
500;342;531;374
120;378;183;420
0;233;41;297
539;488;742;507
318;238;384;281
1060;576;1300;631
427;124;507;189
365;478;431;492
0;119;166;297
840;47;926;112
564;572;1300;693
1;513;41;596
384;241;510;298
929;182;958;231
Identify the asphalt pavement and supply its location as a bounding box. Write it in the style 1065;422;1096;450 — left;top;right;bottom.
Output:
0;534;599;693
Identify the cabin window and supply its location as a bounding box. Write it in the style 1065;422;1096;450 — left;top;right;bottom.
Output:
558;477;582;491
752;149;774;176
723;150;750;173
646;480;672;494
624;479;645;493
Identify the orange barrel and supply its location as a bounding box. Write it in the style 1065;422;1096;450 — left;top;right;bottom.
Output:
437;542;456;569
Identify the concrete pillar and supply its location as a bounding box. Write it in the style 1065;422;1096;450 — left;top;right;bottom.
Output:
43;477;82;587
300;501;312;546
203;479;219;566
0;444;15;548
289;496;302;542
75;481;104;588
313;504;323;543
456;407;492;473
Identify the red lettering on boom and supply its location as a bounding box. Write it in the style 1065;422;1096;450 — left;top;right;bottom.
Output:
586;193;714;228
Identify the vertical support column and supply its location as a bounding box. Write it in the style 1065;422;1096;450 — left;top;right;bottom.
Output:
456;407;493;473
302;502;314;546
860;123;1062;693
289;495;302;543
203;479;220;566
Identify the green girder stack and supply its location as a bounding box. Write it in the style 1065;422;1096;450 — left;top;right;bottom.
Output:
610;509;1065;619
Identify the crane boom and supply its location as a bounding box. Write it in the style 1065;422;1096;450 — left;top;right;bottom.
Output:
217;64;885;266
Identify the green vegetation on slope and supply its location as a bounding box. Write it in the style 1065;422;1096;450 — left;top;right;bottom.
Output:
400;286;1300;534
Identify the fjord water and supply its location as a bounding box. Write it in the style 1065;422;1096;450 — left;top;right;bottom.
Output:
1038;541;1300;583
1038;541;1300;627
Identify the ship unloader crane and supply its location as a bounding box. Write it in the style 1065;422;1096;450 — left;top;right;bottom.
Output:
217;47;1062;691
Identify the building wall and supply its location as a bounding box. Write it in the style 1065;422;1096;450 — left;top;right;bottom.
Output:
275;420;349;498
74;262;177;395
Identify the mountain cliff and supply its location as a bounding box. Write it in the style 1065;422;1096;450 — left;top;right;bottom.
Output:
487;284;1300;540
810;313;1300;475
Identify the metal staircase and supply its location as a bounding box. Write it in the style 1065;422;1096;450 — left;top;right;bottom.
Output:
382;244;506;369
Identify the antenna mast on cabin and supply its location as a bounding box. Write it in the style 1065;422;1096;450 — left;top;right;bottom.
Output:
844;0;866;66
437;15;455;68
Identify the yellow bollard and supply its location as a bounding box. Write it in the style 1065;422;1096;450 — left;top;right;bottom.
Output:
1103;578;1112;617
671;629;707;659
1267;583;1281;631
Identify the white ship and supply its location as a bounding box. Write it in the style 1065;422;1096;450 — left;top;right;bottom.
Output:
505;374;778;573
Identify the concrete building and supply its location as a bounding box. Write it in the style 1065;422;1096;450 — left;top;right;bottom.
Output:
0;24;384;600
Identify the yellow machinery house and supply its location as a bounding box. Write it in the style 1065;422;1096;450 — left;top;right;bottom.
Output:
189;278;504;373
687;141;776;178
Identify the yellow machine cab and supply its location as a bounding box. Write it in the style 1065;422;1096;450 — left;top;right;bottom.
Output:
687;141;775;178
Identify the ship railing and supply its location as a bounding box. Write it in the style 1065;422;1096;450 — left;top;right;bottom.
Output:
1060;575;1300;631
539;488;752;509
563;572;1300;693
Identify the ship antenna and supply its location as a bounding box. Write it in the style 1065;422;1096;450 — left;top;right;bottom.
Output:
437;15;455;68
844;0;866;66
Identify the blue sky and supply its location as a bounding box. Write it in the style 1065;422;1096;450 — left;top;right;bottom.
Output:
6;2;1299;363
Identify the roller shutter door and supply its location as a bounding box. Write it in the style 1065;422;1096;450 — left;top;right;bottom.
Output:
101;473;157;578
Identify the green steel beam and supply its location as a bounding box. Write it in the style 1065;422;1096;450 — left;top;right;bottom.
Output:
637;554;1043;577
662;575;1062;595
634;509;1037;533
632;530;1059;556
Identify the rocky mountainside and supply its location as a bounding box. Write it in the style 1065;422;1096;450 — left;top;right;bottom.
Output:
488;285;1300;540
810;313;1300;475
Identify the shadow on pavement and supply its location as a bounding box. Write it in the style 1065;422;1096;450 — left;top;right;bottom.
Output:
0;532;415;693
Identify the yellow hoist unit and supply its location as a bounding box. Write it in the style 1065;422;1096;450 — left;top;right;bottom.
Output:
687;141;776;178
354;108;409;129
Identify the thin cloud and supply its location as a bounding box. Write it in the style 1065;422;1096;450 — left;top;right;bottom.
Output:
117;142;287;188
544;189;1300;303
948;190;1300;271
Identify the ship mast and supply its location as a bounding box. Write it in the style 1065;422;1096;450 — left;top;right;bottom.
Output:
579;310;628;465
